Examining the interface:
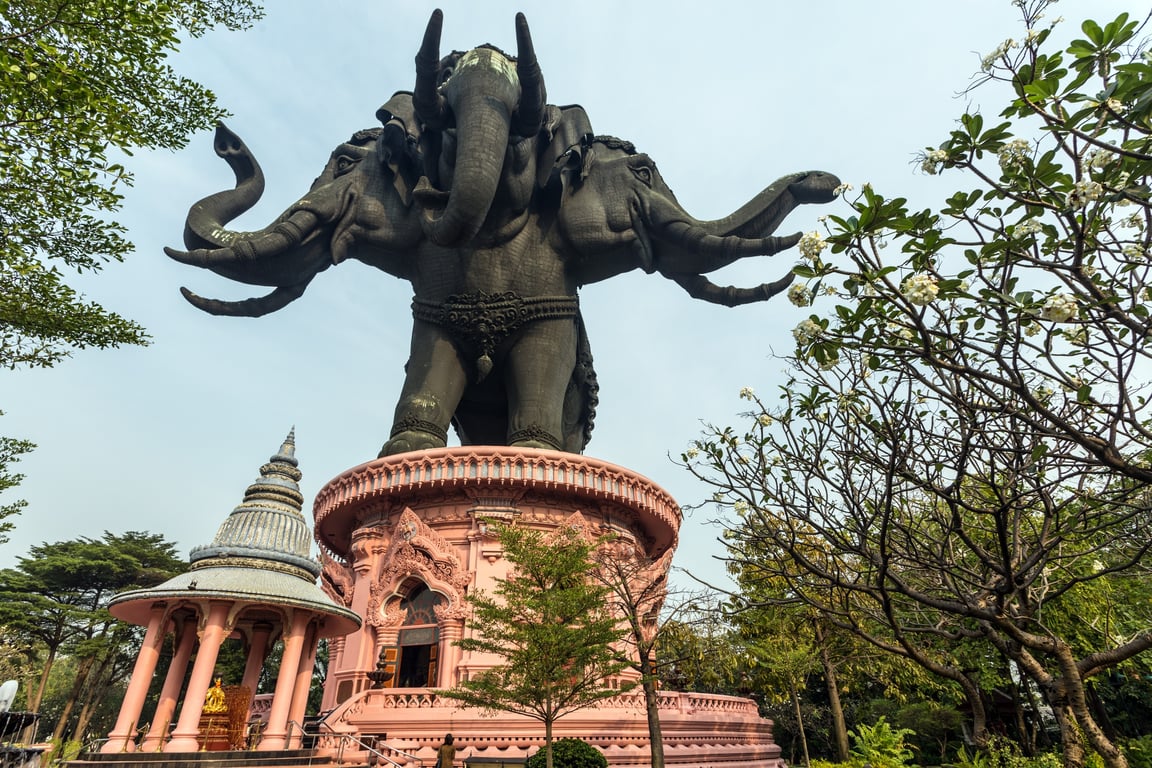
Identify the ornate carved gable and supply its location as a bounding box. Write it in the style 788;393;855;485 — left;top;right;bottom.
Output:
548;510;598;544
320;550;355;608
367;508;470;627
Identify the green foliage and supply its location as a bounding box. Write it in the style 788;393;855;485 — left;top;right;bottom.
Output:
0;416;34;543
525;739;607;768
0;0;262;370
43;737;82;764
0;531;186;739
1122;735;1152;768
687;2;1152;765
848;717;916;768
962;736;1065;768
437;525;629;768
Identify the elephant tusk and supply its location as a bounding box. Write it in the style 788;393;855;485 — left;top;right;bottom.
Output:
179;280;312;317
413;9;447;130
512;12;546;138
669;271;796;307
661;221;802;266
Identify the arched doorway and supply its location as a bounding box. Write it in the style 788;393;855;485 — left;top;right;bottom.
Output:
391;583;443;688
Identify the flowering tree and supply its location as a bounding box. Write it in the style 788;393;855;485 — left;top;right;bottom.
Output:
685;4;1152;767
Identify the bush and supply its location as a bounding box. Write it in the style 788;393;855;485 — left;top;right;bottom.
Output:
525;738;607;768
849;716;916;768
1124;735;1152;768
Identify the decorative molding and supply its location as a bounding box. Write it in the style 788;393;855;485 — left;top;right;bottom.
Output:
366;508;470;628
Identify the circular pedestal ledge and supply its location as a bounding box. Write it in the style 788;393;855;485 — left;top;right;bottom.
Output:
313;446;682;560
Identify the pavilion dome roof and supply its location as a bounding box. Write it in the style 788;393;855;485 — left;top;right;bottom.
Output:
109;430;360;637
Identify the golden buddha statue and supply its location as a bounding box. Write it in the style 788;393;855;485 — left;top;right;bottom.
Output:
203;678;227;714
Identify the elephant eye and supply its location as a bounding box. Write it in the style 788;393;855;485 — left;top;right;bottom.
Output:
630;164;654;188
438;66;454;86
334;153;361;177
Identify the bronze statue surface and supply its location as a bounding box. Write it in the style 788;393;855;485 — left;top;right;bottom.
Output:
166;9;840;456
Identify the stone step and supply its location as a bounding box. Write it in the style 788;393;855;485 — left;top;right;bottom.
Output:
68;748;331;768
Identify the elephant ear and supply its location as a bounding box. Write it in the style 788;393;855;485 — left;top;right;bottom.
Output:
537;104;593;191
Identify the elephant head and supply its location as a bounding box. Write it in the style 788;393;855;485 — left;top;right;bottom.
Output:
166;123;423;316
555;135;841;302
408;10;551;248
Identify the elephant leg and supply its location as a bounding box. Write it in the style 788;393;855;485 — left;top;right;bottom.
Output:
379;320;468;457
504;317;577;451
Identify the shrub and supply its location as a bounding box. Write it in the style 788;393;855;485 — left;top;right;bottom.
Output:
849;716;916;768
525;738;607;768
1124;735;1152;768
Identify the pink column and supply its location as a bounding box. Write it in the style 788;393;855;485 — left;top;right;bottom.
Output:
101;604;167;753
241;622;273;696
438;621;464;689
139;616;197;752
286;621;320;748
165;601;232;753
259;610;310;750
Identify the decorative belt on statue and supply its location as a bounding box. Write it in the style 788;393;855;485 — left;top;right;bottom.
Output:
412;291;579;380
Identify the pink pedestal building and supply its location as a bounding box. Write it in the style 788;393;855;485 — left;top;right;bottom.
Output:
312;446;784;768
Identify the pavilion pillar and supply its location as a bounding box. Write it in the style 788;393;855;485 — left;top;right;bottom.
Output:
286;620;320;748
259;610;309;750
101;603;166;753
165;601;232;753
139;615;197;752
241;621;274;697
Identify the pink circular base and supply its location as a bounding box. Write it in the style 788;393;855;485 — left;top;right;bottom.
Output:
313;447;783;768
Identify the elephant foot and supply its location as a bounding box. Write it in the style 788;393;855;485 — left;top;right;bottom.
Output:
510;439;554;450
509;426;562;452
378;421;448;457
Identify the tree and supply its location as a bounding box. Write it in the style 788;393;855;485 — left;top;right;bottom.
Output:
437;525;631;768
0;0;262;369
0;422;33;543
588;543;678;768
0;531;186;742
0;0;264;545
685;4;1152;767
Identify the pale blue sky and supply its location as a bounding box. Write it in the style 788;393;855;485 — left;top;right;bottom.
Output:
2;0;1139;589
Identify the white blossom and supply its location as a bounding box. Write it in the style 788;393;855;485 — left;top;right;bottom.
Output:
1120;212;1145;231
787;283;812;307
1122;243;1150;260
1085;148;1115;170
833;183;854;196
793;319;822;345
734;500;749;516
901;273;940;306
757;414;773;427
798;231;827;261
1067;179;1103;209
998;138;1031;171
684;446;699;459
1104;98;1124;114
887;322;915;341
819;355;840;371
981;39;1017;71
1040;293;1078;322
921;148;949;175
739;386;755;400
1015;218;1043;236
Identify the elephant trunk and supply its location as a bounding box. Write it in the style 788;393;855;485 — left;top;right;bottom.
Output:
645;195;801;273
183;123;266;251
419;48;520;247
695;171;842;238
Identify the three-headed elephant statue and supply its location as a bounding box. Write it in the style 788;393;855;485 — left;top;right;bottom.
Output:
167;10;841;458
